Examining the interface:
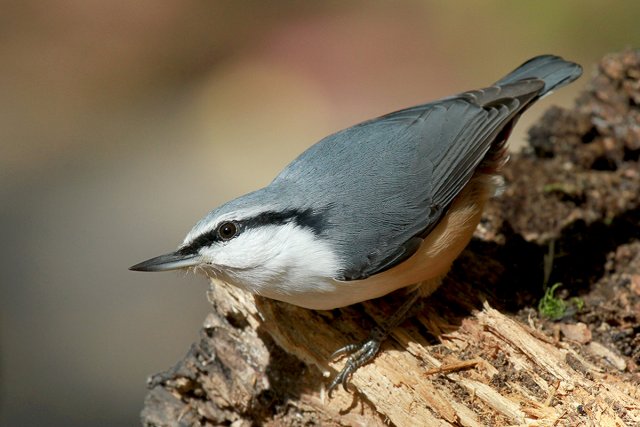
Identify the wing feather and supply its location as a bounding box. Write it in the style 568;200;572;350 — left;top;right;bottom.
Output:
272;81;545;280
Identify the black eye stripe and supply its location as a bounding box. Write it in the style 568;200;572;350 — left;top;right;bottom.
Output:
179;230;217;255
178;208;327;255
244;209;307;229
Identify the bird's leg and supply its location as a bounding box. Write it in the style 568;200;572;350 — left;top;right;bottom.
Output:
327;288;424;395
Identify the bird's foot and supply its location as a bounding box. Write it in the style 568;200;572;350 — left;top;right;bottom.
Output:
326;289;425;396
327;327;387;396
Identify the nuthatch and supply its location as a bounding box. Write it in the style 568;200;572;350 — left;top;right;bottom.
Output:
131;55;581;393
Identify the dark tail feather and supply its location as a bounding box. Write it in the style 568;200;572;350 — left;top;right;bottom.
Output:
495;55;582;96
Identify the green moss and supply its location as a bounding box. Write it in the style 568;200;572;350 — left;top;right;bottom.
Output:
570;296;585;311
538;283;567;320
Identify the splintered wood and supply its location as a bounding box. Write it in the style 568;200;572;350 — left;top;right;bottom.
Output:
178;282;638;427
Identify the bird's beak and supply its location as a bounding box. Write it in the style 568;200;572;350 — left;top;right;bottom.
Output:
129;251;201;272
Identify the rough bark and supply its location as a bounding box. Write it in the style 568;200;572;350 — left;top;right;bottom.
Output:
141;50;640;427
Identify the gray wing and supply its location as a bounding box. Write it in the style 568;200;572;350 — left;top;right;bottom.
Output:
271;80;544;280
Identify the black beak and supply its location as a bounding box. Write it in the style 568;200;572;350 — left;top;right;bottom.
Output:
129;251;200;272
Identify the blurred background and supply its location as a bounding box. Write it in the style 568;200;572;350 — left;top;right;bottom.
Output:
1;1;639;425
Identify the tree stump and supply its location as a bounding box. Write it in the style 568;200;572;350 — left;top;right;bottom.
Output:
141;50;640;426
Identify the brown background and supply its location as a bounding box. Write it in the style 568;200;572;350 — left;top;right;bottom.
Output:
1;1;639;425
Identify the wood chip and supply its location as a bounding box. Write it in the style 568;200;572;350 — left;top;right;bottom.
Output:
559;322;592;344
423;359;482;376
586;342;627;371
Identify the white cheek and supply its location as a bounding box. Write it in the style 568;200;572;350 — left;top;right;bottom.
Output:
205;228;277;269
198;223;341;286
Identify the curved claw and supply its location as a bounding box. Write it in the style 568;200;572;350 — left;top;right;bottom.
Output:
327;336;383;397
326;291;424;397
330;343;360;360
327;363;353;395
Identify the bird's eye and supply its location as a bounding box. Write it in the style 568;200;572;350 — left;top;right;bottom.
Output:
217;221;238;240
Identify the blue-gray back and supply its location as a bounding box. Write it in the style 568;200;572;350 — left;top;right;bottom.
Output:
258;56;581;280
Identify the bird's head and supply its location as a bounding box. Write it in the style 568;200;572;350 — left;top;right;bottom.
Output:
130;189;340;296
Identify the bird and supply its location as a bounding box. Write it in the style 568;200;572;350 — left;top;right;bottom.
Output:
130;55;582;393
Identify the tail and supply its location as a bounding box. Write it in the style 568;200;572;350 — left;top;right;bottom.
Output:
475;56;581;175
494;55;582;96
